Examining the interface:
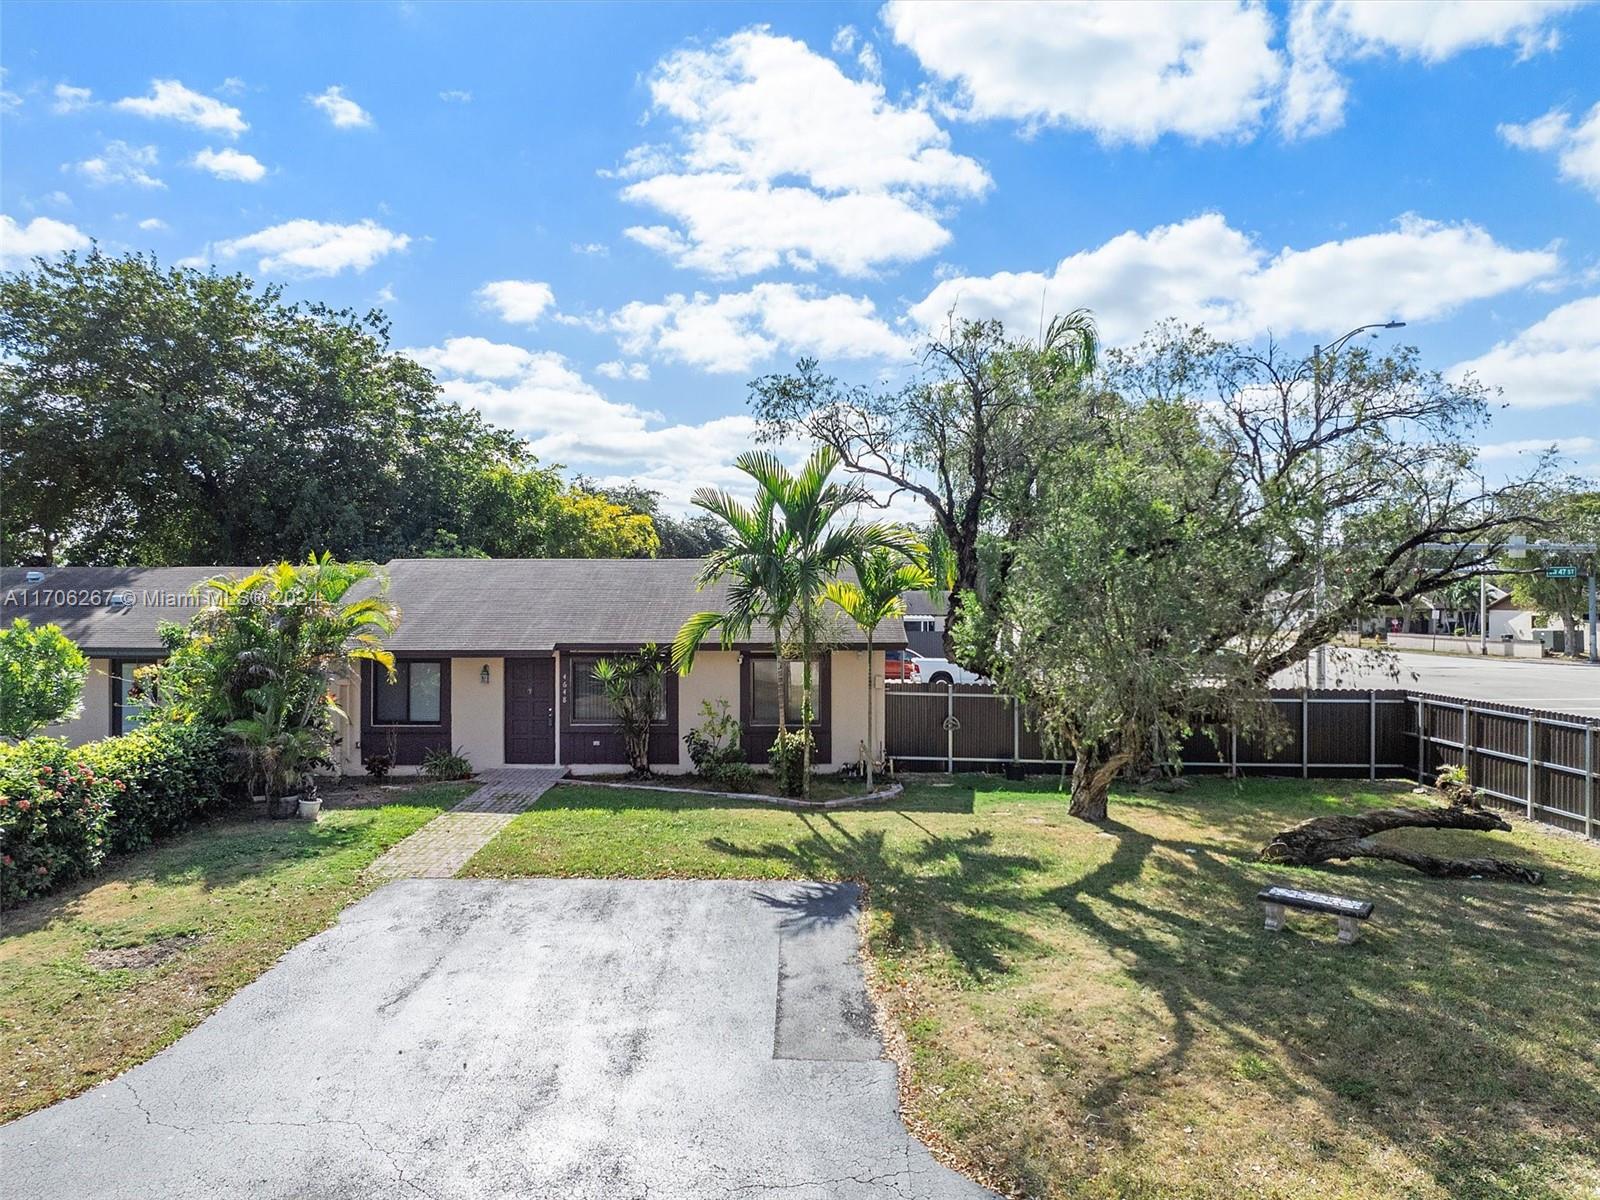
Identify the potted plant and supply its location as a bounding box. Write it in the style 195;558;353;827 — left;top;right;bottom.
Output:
297;776;323;820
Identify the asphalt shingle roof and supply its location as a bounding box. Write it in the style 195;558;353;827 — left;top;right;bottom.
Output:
0;566;250;656
1;559;908;655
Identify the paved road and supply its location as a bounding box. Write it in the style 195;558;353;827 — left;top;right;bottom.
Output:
3;879;992;1200
1273;648;1600;716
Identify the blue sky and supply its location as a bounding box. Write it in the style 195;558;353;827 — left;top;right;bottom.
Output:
3;0;1597;508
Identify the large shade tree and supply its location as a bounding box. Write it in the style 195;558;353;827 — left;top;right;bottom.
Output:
1;251;659;564
750;313;1099;671
917;322;1553;820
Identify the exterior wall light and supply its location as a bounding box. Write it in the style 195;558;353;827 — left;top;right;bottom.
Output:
480;664;491;685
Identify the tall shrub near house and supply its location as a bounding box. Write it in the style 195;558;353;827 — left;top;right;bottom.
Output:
154;554;397;816
593;644;668;777
0;618;88;740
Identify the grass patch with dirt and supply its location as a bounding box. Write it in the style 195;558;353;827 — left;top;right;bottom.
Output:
0;783;465;1123
463;775;1600;1200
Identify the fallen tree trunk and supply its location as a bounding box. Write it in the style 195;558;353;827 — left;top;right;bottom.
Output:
1260;804;1544;885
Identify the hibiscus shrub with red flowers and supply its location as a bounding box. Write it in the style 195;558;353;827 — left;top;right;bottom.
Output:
1;723;227;905
0;738;117;904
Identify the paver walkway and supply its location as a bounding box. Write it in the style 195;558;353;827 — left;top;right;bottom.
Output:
366;766;565;879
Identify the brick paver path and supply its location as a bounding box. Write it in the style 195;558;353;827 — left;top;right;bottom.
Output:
367;767;566;879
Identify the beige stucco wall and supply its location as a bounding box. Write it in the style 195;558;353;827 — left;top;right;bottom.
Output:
45;657;115;746
452;657;507;771
828;649;883;769
333;666;362;774
674;650;741;770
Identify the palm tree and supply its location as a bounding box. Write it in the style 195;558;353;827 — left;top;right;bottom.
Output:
161;555;398;814
825;546;934;787
676;448;910;799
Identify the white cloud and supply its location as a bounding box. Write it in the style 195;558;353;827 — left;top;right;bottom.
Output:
115;79;247;137
191;146;267;182
71;141;164;189
0;214;91;268
597;361;651;381
308;85;373;129
477;279;556;325
1282;1;1579;137
404;336;539;380
606;283;909;374
1452;296;1600;410
52;83;93;114
137;217;167;231
439;89;472;103
618;27;988;277
884;1;1284;144
215;218;409;276
410;337;777;509
911;213;1559;344
1500;103;1600;200
572;241;609;256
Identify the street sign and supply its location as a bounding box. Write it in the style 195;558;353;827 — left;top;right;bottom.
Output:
1545;565;1579;578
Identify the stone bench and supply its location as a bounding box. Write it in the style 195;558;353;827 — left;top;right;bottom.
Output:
1257;885;1374;944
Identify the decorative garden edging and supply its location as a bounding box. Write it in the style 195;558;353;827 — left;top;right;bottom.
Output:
554;777;905;811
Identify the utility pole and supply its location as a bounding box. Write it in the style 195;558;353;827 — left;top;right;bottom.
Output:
1312;321;1406;688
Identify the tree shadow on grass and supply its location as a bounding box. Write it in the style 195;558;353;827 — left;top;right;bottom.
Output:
706;811;1049;981
544;780;980;816
1033;810;1600;1198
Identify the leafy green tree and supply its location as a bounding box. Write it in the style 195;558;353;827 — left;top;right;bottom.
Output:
750;313;1098;669
970;322;1553;821
1501;491;1600;657
0;251;650;565
593;644;669;776
825;547;933;787
674;449;907;798
0;618;88;740
581;480;728;557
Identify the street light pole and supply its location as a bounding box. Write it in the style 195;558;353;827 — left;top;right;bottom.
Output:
1474;470;1488;656
1312;321;1406;688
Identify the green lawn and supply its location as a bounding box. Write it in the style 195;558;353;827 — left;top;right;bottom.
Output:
0;784;465;1123
464;776;1600;1200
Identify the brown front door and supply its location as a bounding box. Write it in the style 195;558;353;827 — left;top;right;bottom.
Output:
504;657;555;763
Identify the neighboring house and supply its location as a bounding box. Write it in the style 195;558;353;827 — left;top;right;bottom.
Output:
0;560;905;776
901;589;948;659
1392;588;1539;639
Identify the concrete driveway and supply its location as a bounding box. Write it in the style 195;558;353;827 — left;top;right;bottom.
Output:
3;880;993;1200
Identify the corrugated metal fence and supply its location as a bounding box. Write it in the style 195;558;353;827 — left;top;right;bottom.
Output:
884;684;1596;839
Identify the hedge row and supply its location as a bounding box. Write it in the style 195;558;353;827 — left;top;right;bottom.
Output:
0;722;228;905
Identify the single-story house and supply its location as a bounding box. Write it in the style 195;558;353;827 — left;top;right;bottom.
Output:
1;559;906;776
